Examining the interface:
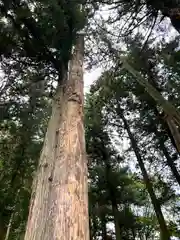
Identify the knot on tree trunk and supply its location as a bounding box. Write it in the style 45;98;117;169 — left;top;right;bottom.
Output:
68;92;82;104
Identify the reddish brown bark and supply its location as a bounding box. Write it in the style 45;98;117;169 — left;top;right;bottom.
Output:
24;34;89;240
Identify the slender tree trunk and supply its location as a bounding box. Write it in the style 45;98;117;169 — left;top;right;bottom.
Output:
164;118;180;153
154;127;180;186
112;203;121;240
109;193;121;240
90;212;99;240
165;116;180;152
104;160;121;240
89;213;97;240
4;189;19;240
138;232;144;240
89;218;93;240
24;34;89;240
101;214;107;240
119;110;170;240
131;228;136;240
4;211;14;240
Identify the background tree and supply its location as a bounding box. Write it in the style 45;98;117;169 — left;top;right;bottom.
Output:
84;32;180;239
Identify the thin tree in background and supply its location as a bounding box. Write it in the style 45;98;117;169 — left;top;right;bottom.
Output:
101;34;180;153
154;126;180;186
123;61;180;153
24;33;89;240
118;107;170;240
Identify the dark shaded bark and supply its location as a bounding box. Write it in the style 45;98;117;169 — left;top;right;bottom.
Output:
0;221;6;240
89;214;99;240
158;112;180;153
154;127;180;186
101;214;107;240
89;218;93;240
131;228;136;240
165;115;180;152
170;16;180;33
100;149;122;240
119;109;170;240
105;164;121;240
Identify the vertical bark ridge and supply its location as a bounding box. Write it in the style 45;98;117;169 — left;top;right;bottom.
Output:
24;84;65;239
46;34;89;240
25;34;89;240
118;108;170;240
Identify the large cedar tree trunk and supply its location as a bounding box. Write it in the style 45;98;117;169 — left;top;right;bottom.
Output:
24;34;89;240
119;109;170;240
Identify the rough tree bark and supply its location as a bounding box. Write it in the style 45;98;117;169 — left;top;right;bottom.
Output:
118;108;170;240
24;34;89;240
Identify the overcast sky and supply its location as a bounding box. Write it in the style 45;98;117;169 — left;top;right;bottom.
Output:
84;67;102;93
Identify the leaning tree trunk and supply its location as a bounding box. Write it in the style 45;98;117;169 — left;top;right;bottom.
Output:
123;61;180;153
154;126;180;186
24;34;89;240
118;108;170;240
4;211;14;240
103;35;180;152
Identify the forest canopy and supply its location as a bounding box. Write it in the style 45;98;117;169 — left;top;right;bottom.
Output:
0;0;180;240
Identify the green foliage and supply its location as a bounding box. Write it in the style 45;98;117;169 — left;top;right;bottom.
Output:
85;31;180;239
85;87;165;239
0;0;89;84
0;0;180;239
